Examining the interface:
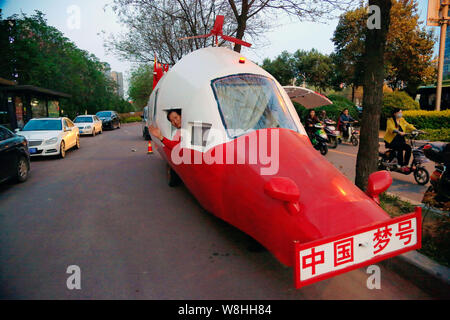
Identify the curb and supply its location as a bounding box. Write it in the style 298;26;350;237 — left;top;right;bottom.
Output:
380;250;450;299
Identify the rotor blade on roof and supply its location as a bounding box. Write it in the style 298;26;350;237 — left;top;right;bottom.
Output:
221;35;252;47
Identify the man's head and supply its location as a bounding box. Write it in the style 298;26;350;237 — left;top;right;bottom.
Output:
309;109;315;118
167;109;182;129
343;108;349;116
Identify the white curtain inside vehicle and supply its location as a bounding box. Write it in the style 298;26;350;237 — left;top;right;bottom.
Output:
212;74;298;137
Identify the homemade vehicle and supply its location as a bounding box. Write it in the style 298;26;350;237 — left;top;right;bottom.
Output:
147;16;422;288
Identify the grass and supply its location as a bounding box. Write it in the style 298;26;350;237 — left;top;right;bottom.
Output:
380;193;450;267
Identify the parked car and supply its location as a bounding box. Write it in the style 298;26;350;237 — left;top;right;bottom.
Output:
0;125;30;183
96;111;121;130
16;117;80;159
73;115;103;136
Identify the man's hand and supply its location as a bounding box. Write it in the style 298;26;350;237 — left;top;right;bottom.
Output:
149;125;163;141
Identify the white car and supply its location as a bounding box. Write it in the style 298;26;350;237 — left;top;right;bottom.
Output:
73;115;103;136
16;117;80;158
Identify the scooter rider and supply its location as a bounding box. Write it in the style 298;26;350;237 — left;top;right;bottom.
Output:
383;108;416;173
338;108;356;140
305;109;321;140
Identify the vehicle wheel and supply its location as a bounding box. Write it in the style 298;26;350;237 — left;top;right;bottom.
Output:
377;159;385;170
15;156;29;182
351;136;359;146
59;141;66;159
320;144;328;156
414;167;429;185
328;136;338;149
167;164;181;187
92;128;96;137
75;135;80;149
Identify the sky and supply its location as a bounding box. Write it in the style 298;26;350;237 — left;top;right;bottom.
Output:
0;0;434;97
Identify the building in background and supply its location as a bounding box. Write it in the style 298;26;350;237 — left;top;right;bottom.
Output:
110;71;124;98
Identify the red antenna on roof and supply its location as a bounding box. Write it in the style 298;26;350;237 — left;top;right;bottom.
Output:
178;15;252;48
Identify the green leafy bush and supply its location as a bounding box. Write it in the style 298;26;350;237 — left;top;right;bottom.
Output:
402;110;450;130
121;116;142;123
381;91;419;129
417;128;450;142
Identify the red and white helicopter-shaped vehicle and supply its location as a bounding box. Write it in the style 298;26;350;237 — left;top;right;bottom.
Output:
147;16;421;288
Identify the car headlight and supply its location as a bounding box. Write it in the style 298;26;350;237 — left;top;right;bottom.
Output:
45;137;58;145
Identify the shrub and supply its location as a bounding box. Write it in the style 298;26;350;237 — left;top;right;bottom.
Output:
382;91;420;116
381;91;419;129
417;128;450;142
121;116;142;123
402;110;450;130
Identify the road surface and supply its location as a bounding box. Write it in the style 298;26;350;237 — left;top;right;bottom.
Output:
0;123;432;299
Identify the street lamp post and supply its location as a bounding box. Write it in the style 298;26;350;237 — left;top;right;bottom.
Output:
428;0;450;111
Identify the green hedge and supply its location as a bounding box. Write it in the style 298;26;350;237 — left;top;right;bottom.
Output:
292;94;359;123
402;110;450;130
417;128;450;142
121;116;142;123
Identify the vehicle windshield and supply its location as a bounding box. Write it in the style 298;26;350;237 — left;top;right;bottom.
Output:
96;111;111;118
211;74;298;138
22;119;62;131
74;116;93;123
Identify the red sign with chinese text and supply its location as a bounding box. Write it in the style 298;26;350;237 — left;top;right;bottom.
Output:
294;207;421;289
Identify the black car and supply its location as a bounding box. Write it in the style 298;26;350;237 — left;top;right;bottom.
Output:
0;125;30;184
96;111;121;130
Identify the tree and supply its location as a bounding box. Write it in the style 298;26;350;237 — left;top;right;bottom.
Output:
105;0;354;65
293;49;334;93
332;0;436;96
0;11;128;118
226;0;354;53
261;49;336;91
104;0;239;65
355;0;392;191
261;51;295;86
128;64;153;110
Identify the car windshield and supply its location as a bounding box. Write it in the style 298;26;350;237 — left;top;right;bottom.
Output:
22;119;62;131
211;74;298;138
74;116;93;123
96;112;111;117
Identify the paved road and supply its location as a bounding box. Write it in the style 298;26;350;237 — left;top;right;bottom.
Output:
0;123;432;299
326;142;436;204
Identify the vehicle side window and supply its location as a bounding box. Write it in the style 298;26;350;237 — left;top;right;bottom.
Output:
153;90;159;119
63;119;70;129
67;119;75;127
95;116;100;121
191;123;212;147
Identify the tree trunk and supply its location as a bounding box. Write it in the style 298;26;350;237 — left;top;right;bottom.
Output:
233;16;247;53
355;0;392;191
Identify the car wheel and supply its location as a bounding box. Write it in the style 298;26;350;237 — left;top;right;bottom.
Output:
16;156;29;182
75;135;80;149
59;141;66;158
167;164;181;187
92;128;96;137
